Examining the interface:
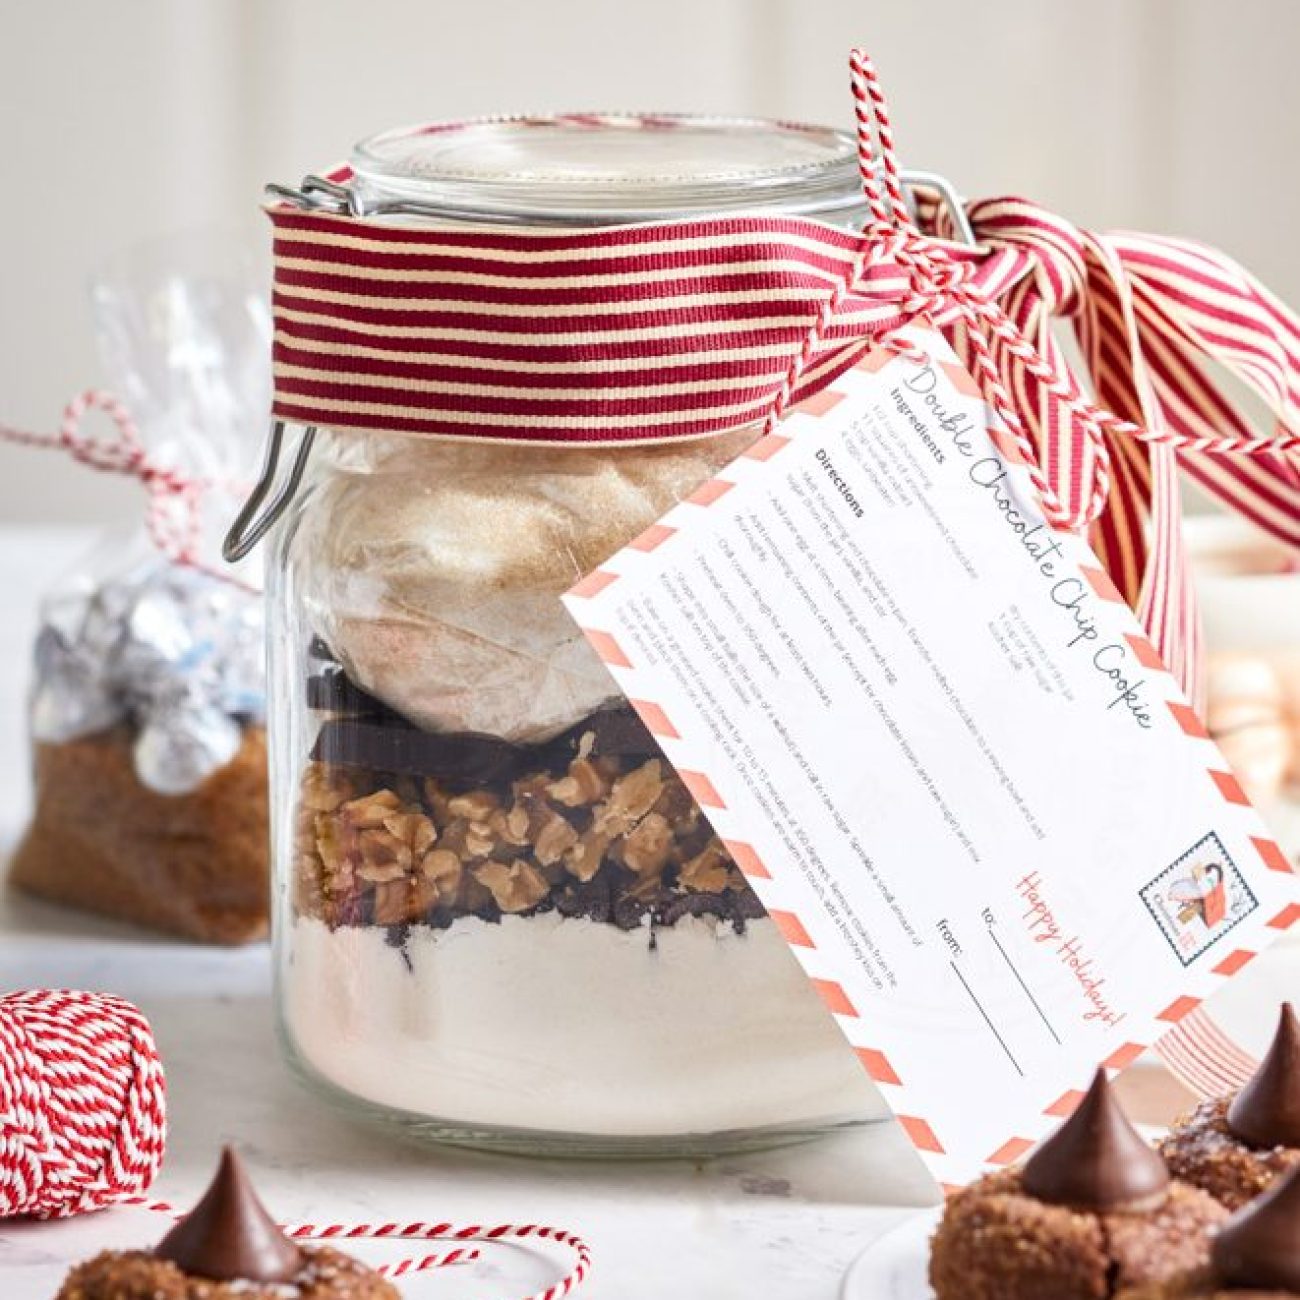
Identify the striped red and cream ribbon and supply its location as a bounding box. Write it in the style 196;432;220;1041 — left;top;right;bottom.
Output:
267;51;1299;1095
265;68;1300;705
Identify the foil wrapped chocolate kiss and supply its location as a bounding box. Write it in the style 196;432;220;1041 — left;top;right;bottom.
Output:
1021;1069;1170;1212
155;1147;303;1284
30;558;263;795
1227;1002;1300;1149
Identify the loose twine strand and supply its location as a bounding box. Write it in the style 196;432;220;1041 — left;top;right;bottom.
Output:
0;389;246;586
0;989;591;1296
123;1197;593;1297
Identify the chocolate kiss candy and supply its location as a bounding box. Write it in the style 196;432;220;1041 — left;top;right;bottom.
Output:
1213;1163;1300;1291
1021;1069;1170;1211
155;1147;303;1283
1227;1003;1300;1149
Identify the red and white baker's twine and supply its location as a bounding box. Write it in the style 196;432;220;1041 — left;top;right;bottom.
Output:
286;1220;590;1298
0;390;241;583
0;990;166;1220
0;989;591;1296
771;50;1300;531
123;1196;593;1299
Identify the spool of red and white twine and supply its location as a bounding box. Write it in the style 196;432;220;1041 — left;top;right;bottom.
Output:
0;989;592;1297
0;989;166;1221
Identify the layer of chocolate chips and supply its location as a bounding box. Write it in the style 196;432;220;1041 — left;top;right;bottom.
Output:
314;717;527;789
310;659;660;791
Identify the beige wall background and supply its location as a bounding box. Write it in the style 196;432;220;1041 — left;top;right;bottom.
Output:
1;0;1297;525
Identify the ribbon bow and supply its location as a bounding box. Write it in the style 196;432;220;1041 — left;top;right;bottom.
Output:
253;48;1300;716
801;49;1300;710
816;52;1300;1099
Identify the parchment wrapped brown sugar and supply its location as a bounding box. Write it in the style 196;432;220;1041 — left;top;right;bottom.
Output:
299;430;756;742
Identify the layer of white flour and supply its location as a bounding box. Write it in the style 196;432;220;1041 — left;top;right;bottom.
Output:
284;913;884;1136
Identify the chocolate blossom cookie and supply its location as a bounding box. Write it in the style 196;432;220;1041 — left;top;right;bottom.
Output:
54;1148;394;1300
929;1071;1226;1300
1160;1005;1300;1210
1119;1164;1300;1298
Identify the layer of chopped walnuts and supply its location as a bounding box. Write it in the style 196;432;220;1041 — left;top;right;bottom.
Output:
294;739;759;930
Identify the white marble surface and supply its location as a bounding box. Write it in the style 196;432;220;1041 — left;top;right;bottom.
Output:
0;523;1297;1300
839;1207;940;1300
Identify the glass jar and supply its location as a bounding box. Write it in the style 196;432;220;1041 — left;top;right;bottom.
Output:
262;114;891;1154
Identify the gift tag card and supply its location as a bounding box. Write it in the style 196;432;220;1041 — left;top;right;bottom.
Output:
563;322;1298;1184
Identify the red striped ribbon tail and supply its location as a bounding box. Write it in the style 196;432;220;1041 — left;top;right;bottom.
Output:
1115;232;1300;551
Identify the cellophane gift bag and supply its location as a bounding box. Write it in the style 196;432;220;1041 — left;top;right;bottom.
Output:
9;237;271;943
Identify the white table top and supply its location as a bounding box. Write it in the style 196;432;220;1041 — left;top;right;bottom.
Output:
0;525;1295;1300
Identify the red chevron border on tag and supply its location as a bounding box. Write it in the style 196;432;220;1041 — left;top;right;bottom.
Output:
563;319;1298;1182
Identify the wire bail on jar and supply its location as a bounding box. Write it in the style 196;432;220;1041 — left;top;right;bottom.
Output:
222;420;316;562
265;165;976;237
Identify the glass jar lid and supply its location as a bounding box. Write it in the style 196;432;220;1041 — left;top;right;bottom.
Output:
350;113;867;225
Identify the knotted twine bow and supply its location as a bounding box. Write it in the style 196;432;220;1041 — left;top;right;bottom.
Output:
773;50;1300;716
1;393;204;567
0;391;250;588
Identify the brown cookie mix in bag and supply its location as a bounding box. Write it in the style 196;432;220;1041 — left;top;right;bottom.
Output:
11;562;269;945
12;725;269;944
